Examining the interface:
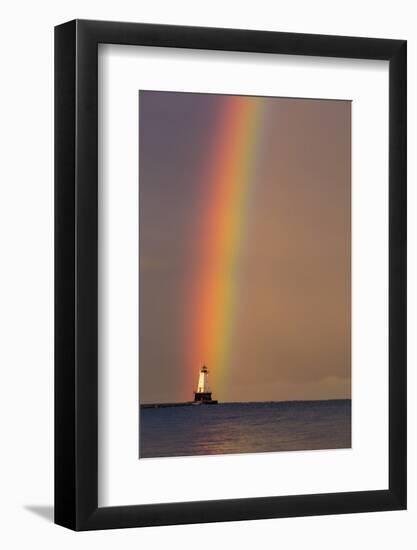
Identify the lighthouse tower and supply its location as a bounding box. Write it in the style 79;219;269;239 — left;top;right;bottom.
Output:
193;365;218;404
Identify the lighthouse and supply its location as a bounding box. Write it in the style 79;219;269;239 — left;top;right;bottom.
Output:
193;365;218;404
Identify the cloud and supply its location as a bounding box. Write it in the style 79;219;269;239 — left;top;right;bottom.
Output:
140;256;165;272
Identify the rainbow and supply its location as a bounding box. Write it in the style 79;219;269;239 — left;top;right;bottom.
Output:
185;95;267;400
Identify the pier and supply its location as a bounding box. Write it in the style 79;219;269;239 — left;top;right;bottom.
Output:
141;365;218;408
141;402;193;409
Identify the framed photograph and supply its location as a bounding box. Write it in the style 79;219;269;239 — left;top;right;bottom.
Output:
55;20;406;530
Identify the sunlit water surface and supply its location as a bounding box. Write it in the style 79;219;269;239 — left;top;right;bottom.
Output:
140;400;351;458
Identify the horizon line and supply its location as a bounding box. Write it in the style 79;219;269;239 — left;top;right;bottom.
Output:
140;397;352;406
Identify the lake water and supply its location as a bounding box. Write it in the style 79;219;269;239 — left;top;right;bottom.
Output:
139;399;351;458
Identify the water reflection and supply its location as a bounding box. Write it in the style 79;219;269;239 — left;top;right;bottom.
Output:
140;400;351;458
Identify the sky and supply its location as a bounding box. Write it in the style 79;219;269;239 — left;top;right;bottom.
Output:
139;91;351;404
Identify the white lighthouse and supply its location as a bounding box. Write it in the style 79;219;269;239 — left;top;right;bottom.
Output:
193;365;218;404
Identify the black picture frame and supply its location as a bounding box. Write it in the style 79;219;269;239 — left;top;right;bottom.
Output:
55;19;407;531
